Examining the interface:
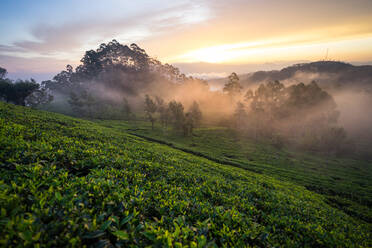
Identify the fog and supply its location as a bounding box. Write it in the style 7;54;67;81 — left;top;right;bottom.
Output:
36;41;371;156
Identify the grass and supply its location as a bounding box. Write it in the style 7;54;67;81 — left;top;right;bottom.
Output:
97;120;372;224
0;102;371;247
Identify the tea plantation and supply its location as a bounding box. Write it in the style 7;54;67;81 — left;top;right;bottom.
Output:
0;102;371;247
99;120;372;224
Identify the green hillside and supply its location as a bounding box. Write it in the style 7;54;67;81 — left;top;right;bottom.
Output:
0;102;371;247
98;120;372;224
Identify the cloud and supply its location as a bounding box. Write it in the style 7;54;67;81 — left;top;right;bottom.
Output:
1;0;372;78
1;1;211;61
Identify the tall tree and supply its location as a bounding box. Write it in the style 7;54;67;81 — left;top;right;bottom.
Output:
144;95;157;130
0;67;7;79
223;72;242;97
121;97;132;120
168;100;185;131
234;101;247;129
189;101;202;127
25;88;54;108
155;96;170;129
9;79;39;106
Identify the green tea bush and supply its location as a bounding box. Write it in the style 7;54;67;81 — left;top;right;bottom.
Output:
0;102;370;247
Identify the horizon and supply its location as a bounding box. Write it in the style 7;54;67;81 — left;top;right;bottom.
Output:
1;0;372;81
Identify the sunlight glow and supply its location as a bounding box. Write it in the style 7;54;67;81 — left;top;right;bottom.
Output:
171;34;372;64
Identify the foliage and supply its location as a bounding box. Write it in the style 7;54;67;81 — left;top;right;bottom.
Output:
243;80;347;152
144;95;157;129
0;102;370;247
233;101;247;129
0;77;49;106
188;101;202;128
121;97;133;120
0;67;7;79
43;40;196;118
168;100;185;131
108;120;372;224
223;72;242;97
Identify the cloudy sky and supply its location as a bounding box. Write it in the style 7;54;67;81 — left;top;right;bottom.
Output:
1;0;372;80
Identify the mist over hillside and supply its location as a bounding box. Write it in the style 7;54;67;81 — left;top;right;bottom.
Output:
207;61;372;146
208;61;372;91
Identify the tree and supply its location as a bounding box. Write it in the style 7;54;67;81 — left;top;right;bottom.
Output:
2;79;39;106
44;40;193;118
0;79;13;102
244;89;253;101
234;101;247;129
183;112;194;136
0;67;7;79
122;97;132;120
189;101;202;127
223;72;242;97
25;87;54;108
144;95;157;130
68;92;85;116
168;100;185;131
155;96;170;129
0;68;43;106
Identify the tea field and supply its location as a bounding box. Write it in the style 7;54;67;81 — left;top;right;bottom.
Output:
1;102;371;247
97;120;372;225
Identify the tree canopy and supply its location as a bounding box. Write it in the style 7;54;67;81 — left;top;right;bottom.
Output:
223;72;243;97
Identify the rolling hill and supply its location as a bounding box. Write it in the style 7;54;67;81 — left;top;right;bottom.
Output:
0;102;371;247
208;61;372;92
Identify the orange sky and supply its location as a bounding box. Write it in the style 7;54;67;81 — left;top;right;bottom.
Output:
1;0;372;80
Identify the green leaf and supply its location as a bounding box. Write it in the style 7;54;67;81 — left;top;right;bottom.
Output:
100;220;112;231
19;231;32;241
143;231;156;241
82;230;105;239
120;213;133;226
55;192;62;201
113;230;129;240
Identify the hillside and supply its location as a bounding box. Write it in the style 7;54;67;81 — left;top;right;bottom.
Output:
0;102;371;247
97;120;372;223
208;61;372;91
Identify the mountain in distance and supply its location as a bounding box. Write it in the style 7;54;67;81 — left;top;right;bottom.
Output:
208;61;372;92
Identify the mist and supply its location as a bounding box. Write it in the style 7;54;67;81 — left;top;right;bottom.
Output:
33;41;371;157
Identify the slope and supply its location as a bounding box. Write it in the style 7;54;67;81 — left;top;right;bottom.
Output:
0;102;371;247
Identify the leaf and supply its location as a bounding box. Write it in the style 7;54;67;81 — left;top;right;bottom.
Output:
32;232;41;241
19;231;32;241
120;213;133;226
55;192;62;201
113;230;129;240
100;220;112;231
82;230;105;239
143;231;156;241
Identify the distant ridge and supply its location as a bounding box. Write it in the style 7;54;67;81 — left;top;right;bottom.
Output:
208;61;372;91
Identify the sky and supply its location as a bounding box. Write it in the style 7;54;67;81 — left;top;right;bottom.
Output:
1;0;372;81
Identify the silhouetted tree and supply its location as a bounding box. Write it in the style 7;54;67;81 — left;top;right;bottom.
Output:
0;79;12;102
234;101;247;129
0;67;7;79
168;100;185;131
183;112;194;136
144;95;157;130
155;96;170;129
223;72;242;97
189;101;202;127
25;87;54;108
45;40;193;118
1;79;39;106
121;97;132;120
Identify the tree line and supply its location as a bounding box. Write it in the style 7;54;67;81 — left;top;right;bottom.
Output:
222;72;349;154
0;67;53;107
144;95;202;136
